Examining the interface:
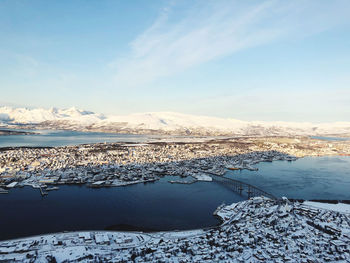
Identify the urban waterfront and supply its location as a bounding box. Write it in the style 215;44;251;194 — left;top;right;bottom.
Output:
1;133;350;262
0;176;245;241
1;132;350;254
1;155;350;240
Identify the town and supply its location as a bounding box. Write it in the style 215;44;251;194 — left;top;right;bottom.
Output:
1;136;350;193
0;196;349;262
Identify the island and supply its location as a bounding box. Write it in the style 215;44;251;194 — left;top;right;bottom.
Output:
0;136;350;193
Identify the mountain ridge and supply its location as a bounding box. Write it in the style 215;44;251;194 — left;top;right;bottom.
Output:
1;106;350;137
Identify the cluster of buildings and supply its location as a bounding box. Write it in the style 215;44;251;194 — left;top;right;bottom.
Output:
0;197;349;262
0;139;299;192
1;137;349;192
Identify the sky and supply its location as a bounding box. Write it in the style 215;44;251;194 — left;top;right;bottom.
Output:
0;0;350;122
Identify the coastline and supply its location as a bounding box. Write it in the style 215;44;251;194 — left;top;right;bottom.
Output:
0;135;349;261
1;197;349;262
0;129;36;136
1;136;349;193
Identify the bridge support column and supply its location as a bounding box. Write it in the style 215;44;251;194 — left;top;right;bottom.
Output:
247;185;252;199
238;183;243;195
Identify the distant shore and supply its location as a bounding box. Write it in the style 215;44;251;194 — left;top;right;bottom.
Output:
0;129;36;136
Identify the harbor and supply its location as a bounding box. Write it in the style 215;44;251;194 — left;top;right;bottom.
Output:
2;136;349;195
0;177;245;241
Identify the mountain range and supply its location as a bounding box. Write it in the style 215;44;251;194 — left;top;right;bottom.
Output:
1;106;349;137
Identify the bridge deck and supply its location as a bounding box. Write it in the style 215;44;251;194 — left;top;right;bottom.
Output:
203;171;277;200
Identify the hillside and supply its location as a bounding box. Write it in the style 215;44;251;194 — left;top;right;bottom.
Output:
1;106;349;136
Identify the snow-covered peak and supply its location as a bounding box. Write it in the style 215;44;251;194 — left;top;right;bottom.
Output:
0;106;103;125
105;111;247;131
0;106;350;136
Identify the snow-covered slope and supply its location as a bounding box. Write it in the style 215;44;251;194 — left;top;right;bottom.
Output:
0;106;104;125
104;112;247;131
1;106;350;136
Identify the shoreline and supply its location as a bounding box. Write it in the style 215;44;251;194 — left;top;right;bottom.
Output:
2;123;350;138
1;197;349;242
1;197;349;262
0;129;36;136
1;136;349;193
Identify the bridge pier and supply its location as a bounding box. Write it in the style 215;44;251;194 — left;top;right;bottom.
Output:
238;184;243;195
247;185;252;198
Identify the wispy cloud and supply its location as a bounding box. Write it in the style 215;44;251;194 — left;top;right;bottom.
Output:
112;0;350;88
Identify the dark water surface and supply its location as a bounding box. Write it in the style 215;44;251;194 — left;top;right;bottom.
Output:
226;156;350;200
0;176;245;241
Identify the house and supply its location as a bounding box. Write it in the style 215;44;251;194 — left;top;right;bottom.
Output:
95;233;110;245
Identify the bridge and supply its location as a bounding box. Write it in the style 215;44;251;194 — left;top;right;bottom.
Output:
203;172;277;200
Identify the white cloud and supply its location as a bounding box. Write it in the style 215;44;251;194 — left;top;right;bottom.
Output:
112;0;350;88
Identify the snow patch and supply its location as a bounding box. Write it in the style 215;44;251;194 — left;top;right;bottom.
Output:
303;201;350;214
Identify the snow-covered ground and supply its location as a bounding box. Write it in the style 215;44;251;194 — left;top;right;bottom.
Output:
1;106;350;136
1;197;349;262
303;201;350;213
191;173;213;181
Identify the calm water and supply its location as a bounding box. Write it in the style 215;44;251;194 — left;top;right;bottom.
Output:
311;136;350;141
0;129;215;147
0;129;155;147
226;156;350;200
0;176;245;241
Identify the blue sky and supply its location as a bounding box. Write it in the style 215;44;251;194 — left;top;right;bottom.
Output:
1;0;350;122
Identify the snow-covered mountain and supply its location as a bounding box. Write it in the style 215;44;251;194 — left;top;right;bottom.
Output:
1;106;350;137
0;106;104;125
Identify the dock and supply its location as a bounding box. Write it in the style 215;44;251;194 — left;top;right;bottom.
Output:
38;186;48;196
